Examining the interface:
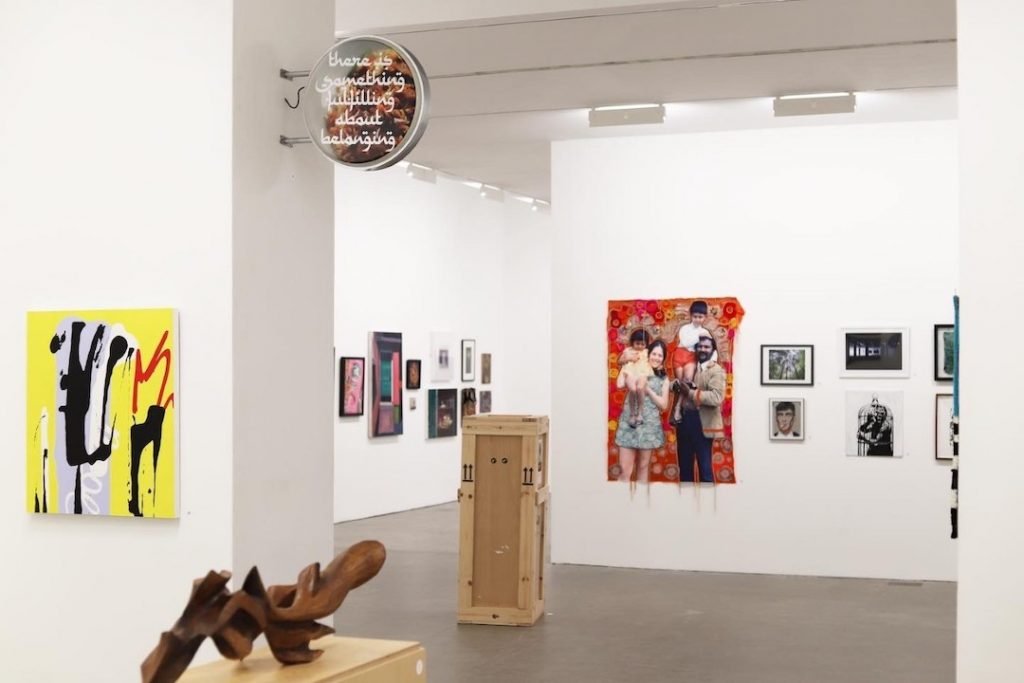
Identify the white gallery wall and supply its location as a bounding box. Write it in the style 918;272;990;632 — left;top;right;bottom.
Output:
0;1;335;680
550;116;959;581
957;2;1024;680
334;167;551;522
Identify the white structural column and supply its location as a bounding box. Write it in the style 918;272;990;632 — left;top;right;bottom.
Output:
957;2;1024;681
231;0;336;586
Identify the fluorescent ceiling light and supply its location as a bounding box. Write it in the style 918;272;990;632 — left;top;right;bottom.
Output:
462;180;482;189
774;92;856;117
511;194;535;204
480;185;505;202
531;199;550;212
592;103;661;112
589;104;665;127
777;91;853;100
406;163;437;183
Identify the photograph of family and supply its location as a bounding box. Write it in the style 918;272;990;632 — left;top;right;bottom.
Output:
607;297;744;486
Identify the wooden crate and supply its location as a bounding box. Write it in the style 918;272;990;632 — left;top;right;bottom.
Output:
179;636;426;682
458;414;549;626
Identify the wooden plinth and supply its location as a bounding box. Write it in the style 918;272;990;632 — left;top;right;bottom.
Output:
179;637;426;683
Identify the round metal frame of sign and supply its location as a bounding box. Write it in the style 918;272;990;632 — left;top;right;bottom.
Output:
303;35;429;170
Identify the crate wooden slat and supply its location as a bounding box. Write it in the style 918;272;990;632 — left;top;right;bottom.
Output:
459;414;549;626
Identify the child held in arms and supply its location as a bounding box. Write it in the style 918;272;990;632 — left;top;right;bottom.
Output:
619;328;653;427
670;300;717;424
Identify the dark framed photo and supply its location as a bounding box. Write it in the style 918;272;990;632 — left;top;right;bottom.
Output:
934;324;954;381
427;388;457;438
461;338;476;382
935;393;954;461
760;345;813;386
840;328;910;378
768;398;804;441
461;387;477;424
339;356;365;417
480;390;492;414
406;359;421;390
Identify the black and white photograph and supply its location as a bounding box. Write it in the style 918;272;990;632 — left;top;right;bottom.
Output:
761;345;814;385
935;393;953;461
769;398;805;441
461;338;476;382
934;324;954;381
430;331;453;383
845;391;904;457
840;328;910;378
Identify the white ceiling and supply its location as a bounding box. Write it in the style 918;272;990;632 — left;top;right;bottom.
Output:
337;0;957;200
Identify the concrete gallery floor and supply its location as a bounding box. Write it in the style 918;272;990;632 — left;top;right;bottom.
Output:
334;504;954;683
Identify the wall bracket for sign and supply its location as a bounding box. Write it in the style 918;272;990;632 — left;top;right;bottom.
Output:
277;36;429;168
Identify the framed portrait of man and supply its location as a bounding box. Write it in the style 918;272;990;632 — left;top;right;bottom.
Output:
768;399;805;442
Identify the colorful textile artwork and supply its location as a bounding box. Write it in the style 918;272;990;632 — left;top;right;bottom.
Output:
369;332;403;437
26;308;178;518
606;298;744;484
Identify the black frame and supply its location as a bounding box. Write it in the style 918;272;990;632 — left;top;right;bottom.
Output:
934;324;954;382
406;358;422;390
339;356;365;417
760;344;814;386
461;338;476;382
935;393;954;460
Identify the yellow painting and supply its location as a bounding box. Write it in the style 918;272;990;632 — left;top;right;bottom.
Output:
26;308;178;518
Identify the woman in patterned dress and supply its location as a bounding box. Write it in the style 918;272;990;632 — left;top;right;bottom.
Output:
615;340;670;486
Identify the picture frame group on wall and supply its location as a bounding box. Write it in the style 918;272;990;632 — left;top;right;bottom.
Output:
760;345;814;386
461;338;476;382
768;398;805;441
934;324;954;382
339;356;365;417
840;328;910;378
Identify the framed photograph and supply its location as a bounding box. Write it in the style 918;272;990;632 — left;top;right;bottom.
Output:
840;328;910;378
481;353;492;384
369;331;403;437
461;338;476;382
406;359;421;390
935;393;953;461
768;399;804;441
409;396;417;411
427;388;457;438
339;356;365;417
934;324;954;382
430;332;453;383
461;387;477;424
760;345;813;386
845;391;904;457
480;390;492;414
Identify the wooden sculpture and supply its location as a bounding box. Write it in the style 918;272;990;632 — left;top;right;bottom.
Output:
141;540;386;683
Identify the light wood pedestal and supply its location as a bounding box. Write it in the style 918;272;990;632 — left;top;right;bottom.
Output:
180;637;426;683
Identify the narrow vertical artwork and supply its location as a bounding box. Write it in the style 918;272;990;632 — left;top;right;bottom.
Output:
26;308;179;518
951;295;960;539
369;332;403;437
606;298;744;485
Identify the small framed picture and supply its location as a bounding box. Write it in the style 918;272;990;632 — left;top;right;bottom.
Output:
481;353;492;384
845;391;904;457
427;388;458;438
760;345;813;386
461;339;476;382
409;396;417;411
840;328;910;378
935;393;954;461
480;390;492;414
406;359;421;390
768;398;804;441
461;387;477;424
934;324;954;382
339;356;365;417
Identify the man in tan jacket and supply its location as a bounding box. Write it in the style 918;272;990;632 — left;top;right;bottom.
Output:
673;335;725;483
